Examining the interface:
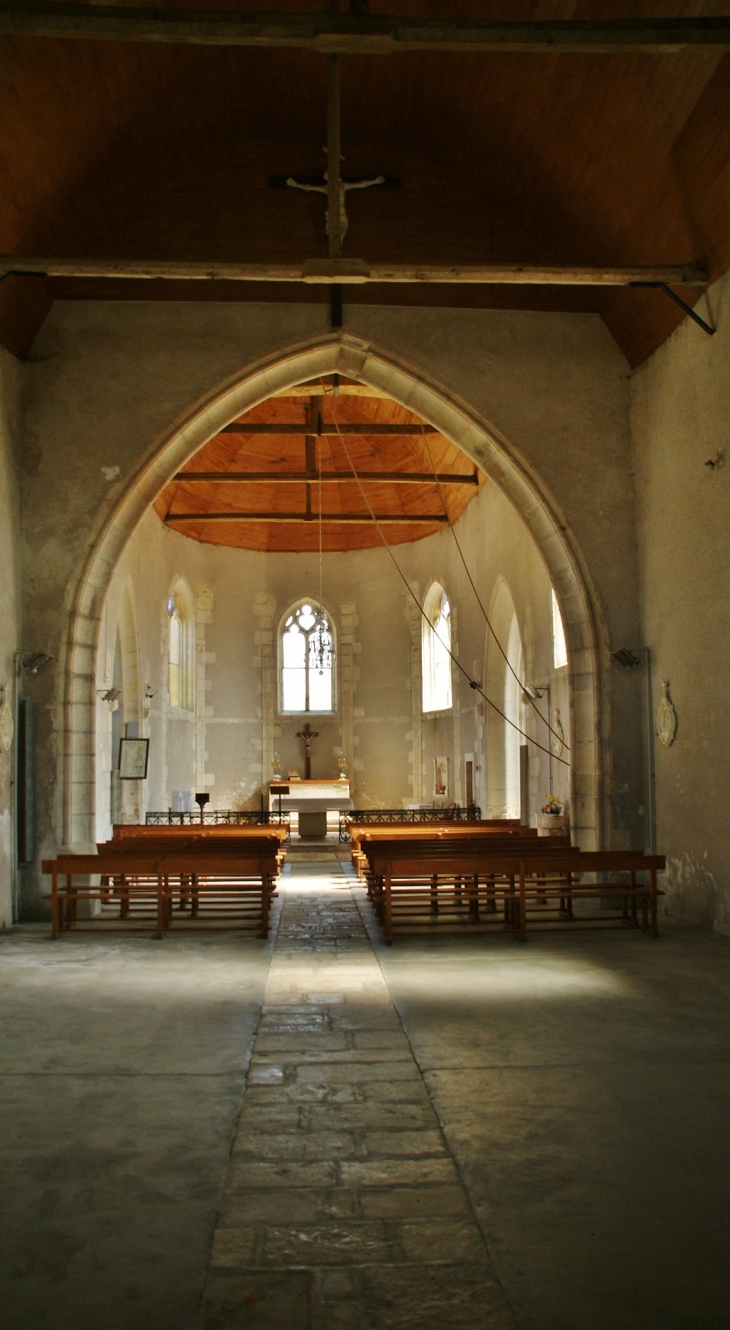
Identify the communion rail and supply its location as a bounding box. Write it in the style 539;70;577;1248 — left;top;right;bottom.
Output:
339;806;481;843
146;809;290;837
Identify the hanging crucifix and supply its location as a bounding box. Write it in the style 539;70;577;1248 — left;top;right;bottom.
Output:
296;722;319;780
273;55;397;328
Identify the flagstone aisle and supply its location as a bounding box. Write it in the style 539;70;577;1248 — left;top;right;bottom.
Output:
195;864;515;1329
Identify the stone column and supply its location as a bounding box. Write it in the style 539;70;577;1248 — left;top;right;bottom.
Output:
253;594;277;800
405;590;422;805
338;601;359;794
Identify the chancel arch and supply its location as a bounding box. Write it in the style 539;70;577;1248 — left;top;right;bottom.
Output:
61;332;601;850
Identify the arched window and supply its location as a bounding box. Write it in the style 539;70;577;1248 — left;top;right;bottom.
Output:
167;579;195;711
422;583;452;713
552;588;568;670
280;601;335;714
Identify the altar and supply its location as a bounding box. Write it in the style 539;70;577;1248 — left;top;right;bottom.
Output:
269;780;353;839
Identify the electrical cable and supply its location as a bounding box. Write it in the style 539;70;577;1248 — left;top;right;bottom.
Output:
318;380;569;768
416;419;569;753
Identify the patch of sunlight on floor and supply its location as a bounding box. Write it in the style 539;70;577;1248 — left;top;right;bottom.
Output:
386;954;633;1002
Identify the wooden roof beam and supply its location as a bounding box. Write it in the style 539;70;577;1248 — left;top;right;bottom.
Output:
218;422;439;435
173;470;478;484
0;257;709;286
2;7;730;54
165;511;449;524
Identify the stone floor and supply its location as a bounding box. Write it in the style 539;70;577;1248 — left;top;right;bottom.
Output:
2;858;730;1329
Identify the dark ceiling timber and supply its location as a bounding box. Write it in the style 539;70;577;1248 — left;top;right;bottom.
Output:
0;257;709;288
165;510;450;524
174;471;478;484
2;7;730;55
218;422;440;434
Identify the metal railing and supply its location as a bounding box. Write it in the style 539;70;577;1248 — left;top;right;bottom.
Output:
339;806;482;842
145;809;290;837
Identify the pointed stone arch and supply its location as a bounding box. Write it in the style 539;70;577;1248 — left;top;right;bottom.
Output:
59;331;604;849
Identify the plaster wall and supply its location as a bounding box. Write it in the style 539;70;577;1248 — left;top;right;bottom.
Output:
18;300;638;912
96;473;564;844
631;271;730;932
0;347;21;927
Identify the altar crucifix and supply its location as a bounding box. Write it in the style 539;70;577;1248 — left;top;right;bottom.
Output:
296;723;319;780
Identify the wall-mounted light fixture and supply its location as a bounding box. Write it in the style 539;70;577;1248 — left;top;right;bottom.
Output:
16;652;54;674
522;683;546;701
612;648;641;670
97;686;121;712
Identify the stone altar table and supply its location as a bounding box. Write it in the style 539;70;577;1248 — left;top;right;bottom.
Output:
269;780;353;838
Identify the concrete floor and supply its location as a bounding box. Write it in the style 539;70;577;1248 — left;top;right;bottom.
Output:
2;861;730;1329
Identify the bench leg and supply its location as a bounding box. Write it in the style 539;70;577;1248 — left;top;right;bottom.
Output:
650;869;658;936
51;870;60;939
384;871;393;945
469;874;480;922
517;864;527;943
155;876;165;939
430;874;439;916
261;874;269;939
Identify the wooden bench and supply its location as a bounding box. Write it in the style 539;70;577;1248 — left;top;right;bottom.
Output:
360;839;664;942
42;836;281;939
349;821;540;878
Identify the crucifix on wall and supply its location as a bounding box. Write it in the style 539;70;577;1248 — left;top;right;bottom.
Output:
296;722;319;780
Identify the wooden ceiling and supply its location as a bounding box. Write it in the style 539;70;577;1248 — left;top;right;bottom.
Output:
1;1;729;365
154;380;485;551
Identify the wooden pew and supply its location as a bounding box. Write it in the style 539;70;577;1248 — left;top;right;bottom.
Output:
361;835;569;935
349;821;540;878
360;838;664;942
42;837;281;939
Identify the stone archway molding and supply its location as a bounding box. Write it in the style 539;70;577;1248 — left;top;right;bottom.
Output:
60;331;605;850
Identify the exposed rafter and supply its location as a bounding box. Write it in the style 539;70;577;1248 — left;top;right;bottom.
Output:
218;422;439;435
173;470;478;485
1;7;729;55
0;257;709;287
165;510;449;525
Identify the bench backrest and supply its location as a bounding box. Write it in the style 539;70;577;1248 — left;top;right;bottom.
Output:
113;823;288;841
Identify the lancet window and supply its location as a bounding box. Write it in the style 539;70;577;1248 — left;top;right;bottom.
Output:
552;588;568;670
167;579;195;711
422;583;453;713
280;601;335;714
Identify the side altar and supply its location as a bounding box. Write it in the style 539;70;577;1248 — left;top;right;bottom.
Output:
268;780;353;839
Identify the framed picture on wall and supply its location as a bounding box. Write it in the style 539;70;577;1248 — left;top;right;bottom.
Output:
119;737;149;780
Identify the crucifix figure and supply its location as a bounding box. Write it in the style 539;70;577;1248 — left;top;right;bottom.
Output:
285;55;385;261
296;722;319;780
286;161;385;247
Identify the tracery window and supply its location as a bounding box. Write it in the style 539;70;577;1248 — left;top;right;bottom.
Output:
280;601;335;714
552;588;568;670
167;579;195;711
422;583;453;713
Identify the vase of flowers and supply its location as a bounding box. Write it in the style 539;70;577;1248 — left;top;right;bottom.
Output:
536;795;567;837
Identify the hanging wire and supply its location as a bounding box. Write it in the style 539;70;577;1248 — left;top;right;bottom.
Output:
318;380;569;768
416;419;569;754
